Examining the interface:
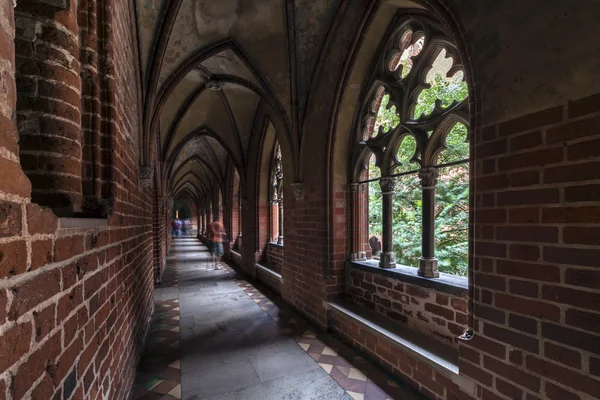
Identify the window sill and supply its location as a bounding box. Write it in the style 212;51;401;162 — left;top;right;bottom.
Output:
267;242;284;249
59;217;108;229
347;259;468;296
329;299;475;394
255;263;282;281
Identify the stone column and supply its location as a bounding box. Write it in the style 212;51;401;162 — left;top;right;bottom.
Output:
379;177;396;268
350;183;366;261
418;168;439;278
277;199;284;245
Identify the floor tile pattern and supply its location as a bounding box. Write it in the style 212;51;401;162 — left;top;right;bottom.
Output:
234;279;420;400
131;266;182;399
133;238;420;400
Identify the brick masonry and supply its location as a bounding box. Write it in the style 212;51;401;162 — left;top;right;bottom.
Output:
265;242;283;274
0;1;162;399
348;268;468;348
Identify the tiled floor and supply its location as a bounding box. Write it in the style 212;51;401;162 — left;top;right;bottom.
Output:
132;238;423;400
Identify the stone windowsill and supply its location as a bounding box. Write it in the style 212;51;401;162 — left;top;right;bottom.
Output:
348;259;468;296
267;242;284;249
328;299;476;394
255;263;282;280
59;217;108;229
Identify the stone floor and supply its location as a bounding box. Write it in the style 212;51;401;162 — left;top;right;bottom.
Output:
131;238;423;400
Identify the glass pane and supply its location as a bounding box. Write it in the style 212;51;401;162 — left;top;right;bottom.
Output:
395;135;417;173
374;93;400;136
392;173;422;267
437;122;469;165
435;162;469;276
413;48;468;119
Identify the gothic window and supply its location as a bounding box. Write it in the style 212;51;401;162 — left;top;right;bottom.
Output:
352;16;470;278
270;142;284;245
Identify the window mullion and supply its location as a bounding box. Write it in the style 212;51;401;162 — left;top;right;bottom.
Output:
418;167;439;277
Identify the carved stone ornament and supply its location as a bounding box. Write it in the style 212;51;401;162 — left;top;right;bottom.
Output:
13;0;17;7
205;80;221;91
379;177;397;194
291;182;304;201
139;167;153;189
350;183;358;192
379;251;396;269
418;168;439;188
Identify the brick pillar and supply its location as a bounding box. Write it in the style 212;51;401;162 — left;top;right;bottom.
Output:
15;0;82;215
269;200;278;242
350;183;367;260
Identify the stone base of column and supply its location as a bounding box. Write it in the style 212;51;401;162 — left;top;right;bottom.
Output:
350;251;367;261
418;257;439;278
379;252;396;269
277;236;283;246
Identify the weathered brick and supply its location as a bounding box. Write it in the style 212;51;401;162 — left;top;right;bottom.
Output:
30;239;54;271
9;269;61;319
0;201;22;238
0;240;27;278
13;332;62;400
26;203;58;235
0;322;32;373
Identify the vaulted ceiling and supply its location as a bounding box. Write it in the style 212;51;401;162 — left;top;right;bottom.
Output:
135;0;342;206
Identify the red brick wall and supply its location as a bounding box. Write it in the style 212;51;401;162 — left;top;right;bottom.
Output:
460;93;600;399
0;2;155;400
15;0;82;213
332;311;461;400
266;243;283;274
349;268;468;348
281;185;330;327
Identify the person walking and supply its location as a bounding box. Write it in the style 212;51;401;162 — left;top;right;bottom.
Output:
171;219;178;237
208;221;224;269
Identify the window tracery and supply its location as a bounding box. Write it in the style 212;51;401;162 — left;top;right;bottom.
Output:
270;142;284;245
352;16;470;277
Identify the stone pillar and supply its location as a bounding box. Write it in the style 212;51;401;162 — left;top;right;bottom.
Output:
418;168;439;278
379;177;396;269
350;183;366;261
277;199;284;245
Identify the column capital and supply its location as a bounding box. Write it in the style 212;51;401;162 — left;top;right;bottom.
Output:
379;177;396;194
139;166;153;189
418;167;439;188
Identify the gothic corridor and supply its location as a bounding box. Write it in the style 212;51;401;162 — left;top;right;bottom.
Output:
1;0;600;399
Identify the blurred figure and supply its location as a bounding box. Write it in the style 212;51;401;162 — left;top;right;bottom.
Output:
184;219;191;236
171;219;178;237
181;219;187;236
176;218;182;237
208;221;224;269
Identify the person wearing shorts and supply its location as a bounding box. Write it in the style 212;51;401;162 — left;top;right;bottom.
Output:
210;221;224;269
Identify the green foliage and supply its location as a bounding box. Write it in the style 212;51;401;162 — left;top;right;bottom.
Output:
414;74;468;120
392;174;422;266
437;123;469;165
396;136;417;173
368;122;469;275
374;93;400;135
434;162;469;275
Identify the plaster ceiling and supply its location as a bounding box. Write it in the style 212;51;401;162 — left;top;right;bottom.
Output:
136;0;342;205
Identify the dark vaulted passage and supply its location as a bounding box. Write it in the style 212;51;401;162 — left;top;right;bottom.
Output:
1;0;600;399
